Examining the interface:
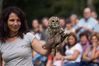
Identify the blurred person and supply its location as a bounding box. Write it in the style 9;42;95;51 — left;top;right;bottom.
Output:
75;7;98;37
91;11;97;19
32;19;47;66
79;32;90;66
62;33;83;66
46;45;65;66
41;17;49;41
93;19;99;34
42;17;49;30
46;50;63;66
59;17;66;29
0;7;54;66
32;19;39;32
52;44;66;66
32;19;41;39
79;32;90;52
53;51;63;66
83;34;99;66
64;19;75;34
39;24;48;41
70;14;79;28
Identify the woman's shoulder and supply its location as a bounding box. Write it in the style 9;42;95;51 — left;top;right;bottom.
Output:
75;43;82;47
24;32;35;37
74;43;83;52
23;32;36;43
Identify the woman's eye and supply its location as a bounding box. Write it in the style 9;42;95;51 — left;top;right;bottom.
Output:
9;19;20;22
17;19;20;22
9;19;15;22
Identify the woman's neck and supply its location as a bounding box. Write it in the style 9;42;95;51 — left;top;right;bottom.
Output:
68;43;76;49
9;31;18;38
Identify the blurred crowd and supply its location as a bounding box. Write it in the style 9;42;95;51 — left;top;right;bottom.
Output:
31;7;99;66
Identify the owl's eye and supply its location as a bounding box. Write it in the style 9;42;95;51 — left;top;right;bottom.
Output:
56;20;58;22
52;20;54;22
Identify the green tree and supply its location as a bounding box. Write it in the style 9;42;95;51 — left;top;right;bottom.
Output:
4;0;99;28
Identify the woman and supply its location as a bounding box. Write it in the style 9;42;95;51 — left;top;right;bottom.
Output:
79;32;90;66
63;33;83;66
0;7;53;66
83;34;99;66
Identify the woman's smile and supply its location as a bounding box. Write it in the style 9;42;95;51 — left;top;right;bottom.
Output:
7;13;21;32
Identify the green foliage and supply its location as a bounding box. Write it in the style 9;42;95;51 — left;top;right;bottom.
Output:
3;0;99;27
94;0;99;16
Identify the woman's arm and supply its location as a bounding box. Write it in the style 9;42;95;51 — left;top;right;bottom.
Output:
92;50;99;60
90;47;97;60
64;50;80;61
83;48;91;61
91;50;99;62
95;50;99;58
32;39;48;55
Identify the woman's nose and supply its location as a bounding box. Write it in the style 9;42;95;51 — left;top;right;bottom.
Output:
14;20;18;25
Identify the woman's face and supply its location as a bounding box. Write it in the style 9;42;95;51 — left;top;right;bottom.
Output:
32;20;39;29
68;35;76;46
91;36;98;44
7;13;21;33
80;36;88;45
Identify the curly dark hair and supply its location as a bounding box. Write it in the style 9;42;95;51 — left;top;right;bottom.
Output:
0;6;28;42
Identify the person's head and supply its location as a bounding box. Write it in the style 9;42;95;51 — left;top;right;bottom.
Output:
90;34;99;46
67;33;77;47
83;7;92;19
32;19;40;32
0;6;28;42
70;14;78;25
65;19;72;29
59;17;66;29
42;17;49;29
79;32;89;45
91;11;97;19
32;19;39;29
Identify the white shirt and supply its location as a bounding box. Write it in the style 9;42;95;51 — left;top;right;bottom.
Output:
53;60;63;66
64;43;83;63
0;32;35;66
34;33;41;40
64;28;75;34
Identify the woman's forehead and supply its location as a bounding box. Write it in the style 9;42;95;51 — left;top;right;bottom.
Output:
8;13;19;19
